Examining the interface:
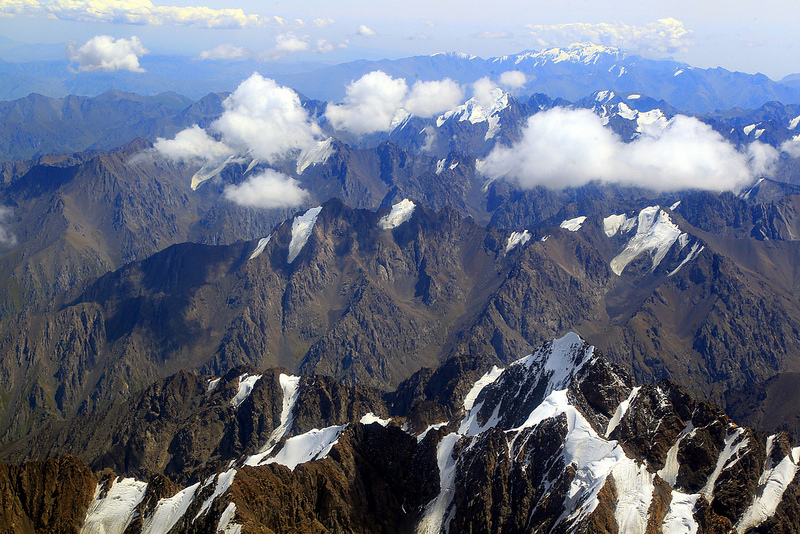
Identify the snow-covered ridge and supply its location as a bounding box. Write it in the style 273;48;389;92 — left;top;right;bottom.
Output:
436;88;509;141
248;235;271;260
378;199;416;229
287;206;322;263
508;43;623;67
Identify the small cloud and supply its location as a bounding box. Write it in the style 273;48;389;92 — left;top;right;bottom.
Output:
781;135;800;158
475;31;512;39
224;169;309;209
325;71;407;135
404;79;464;118
421;19;435;28
481;107;772;192
315;38;348;53
405;33;431;41
499;70;527;89
357;24;377;37
472;77;501;108
198;43;250;61
0;206;17;247
313;17;335;27
67;35;148;73
524;18;693;56
154;125;234;164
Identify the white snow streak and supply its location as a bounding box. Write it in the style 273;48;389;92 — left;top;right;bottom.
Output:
287;206;322;263
605;386;640;437
81;478;148;534
610;206;684;275
560;216;587;232
505;230;531;254
230;374;262;408
265;425;346;471
378;199;416;229
296;138;334;174
248;235;272;260
360;412;391;426
141;483;200;534
244;373;301;466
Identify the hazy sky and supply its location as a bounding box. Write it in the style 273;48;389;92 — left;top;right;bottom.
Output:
0;0;797;79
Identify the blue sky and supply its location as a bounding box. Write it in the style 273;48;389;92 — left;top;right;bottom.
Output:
0;0;797;79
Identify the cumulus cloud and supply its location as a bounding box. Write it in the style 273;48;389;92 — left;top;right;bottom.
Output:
156;73;321;167
472;77;501;108
67;35;148;72
499;70;527;89
2;0;275;29
223;169;308;208
481;107;773;192
325;71;408;135
524;17;693;56
357;24;377;37
404;79;464;118
198;43;249;61
153;125;234;163
325;72;466;134
0;206;17;247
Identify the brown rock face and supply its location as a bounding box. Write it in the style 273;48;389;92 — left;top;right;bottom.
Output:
0;455;96;534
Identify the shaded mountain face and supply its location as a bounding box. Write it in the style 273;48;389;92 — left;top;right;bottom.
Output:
2;334;799;533
5;196;800;447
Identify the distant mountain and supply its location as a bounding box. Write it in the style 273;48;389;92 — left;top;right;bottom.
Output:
2;334;799;532
3;44;800;113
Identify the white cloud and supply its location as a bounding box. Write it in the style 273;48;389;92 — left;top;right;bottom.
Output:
780;135;800;158
212;74;321;161
154;125;234;163
223;169;308;209
325;71;408;135
0;206;17;247
313;17;335;27
472;77;500;108
155;73;321;168
499;70;527;89
2;0;273;29
481;107;770;192
67;35;148;72
404;79;464;118
325;72;468;134
524;17;693;56
357;24;377;37
198;43;250;61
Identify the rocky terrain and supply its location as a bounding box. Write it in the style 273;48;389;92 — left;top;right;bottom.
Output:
1;334;798;533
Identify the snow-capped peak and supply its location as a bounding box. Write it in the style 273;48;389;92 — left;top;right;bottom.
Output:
436;88;509;140
511;43;623;67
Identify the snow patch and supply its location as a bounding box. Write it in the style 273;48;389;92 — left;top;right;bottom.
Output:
627;94;641;100
244;373;301;466
230;374;262;409
662;492;700;534
265;425;346;471
141;482;200;534
81;478;148;534
378;199;416;230
435;159;445;175
360;412;391;426
417;422;448;443
744;124;757;135
702;427;748;502
736;439;800;532
190;155;242;191
194;469;236;521
248;235;271;260
606;386;640;437
217;502;241;534
287;206;322;263
206;377;221;393
296;138;334;174
505;230;531;254
668;243;704;277
560;216;587;232
603;214;636;237
790;115;800;130
617;102;637;120
610;206;685;275
658;422;696;486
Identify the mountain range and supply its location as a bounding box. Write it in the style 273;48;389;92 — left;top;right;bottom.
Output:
2;42;800;532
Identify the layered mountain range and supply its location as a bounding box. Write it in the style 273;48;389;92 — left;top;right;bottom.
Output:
2;43;800;531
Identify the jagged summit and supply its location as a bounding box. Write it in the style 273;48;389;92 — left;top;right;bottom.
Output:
3;333;799;533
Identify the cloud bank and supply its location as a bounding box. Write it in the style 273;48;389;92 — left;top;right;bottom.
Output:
2;0;275;29
325;71;464;134
499;70;527;89
481;107;775;192
223;169;308;209
67;35;148;72
524;18;693;56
